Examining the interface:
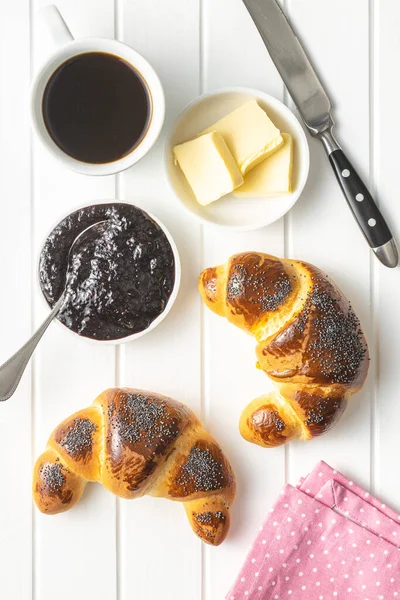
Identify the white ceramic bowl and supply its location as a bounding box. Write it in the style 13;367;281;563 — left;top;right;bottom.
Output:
165;87;310;231
38;201;181;345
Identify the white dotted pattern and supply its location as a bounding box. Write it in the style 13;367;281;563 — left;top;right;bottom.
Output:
227;462;400;600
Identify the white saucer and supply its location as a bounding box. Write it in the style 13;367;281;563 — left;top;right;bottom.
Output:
165;87;310;231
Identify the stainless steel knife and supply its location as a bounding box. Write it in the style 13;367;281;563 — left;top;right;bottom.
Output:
242;0;398;268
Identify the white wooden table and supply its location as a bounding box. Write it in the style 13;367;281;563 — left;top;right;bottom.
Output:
1;0;399;598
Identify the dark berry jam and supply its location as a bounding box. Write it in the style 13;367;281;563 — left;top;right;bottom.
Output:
39;203;176;341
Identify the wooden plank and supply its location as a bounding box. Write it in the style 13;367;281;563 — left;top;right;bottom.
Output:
373;0;400;506
286;0;372;488
0;0;32;598
31;2;118;600
202;1;287;597
117;1;203;599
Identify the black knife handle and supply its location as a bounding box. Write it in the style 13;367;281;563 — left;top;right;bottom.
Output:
328;149;391;248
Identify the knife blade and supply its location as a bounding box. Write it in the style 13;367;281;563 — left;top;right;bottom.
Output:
242;0;398;268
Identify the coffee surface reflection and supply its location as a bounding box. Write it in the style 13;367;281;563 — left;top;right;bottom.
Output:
42;51;151;164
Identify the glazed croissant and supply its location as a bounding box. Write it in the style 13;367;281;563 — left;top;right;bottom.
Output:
199;253;369;448
33;388;236;545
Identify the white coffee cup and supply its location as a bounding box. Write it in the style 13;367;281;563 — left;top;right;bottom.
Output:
31;5;165;176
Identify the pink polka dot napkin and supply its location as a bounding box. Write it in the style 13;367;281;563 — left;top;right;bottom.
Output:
227;461;400;600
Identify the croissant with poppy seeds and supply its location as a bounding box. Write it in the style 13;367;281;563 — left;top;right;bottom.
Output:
33;388;236;545
199;252;369;448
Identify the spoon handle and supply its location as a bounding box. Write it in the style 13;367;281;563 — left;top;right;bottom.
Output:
0;296;65;402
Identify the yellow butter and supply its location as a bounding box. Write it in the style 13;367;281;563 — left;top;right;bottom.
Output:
203;100;284;175
173;131;243;206
234;133;294;198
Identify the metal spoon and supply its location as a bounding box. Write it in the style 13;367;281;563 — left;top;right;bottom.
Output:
0;220;107;402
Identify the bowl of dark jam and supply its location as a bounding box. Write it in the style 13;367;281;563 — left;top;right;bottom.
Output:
39;202;180;343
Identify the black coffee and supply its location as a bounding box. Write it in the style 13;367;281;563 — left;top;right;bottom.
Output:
42;52;151;164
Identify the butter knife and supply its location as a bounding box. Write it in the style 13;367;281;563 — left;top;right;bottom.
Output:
242;0;398;268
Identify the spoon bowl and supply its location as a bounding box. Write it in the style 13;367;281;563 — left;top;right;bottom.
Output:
0;220;107;402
